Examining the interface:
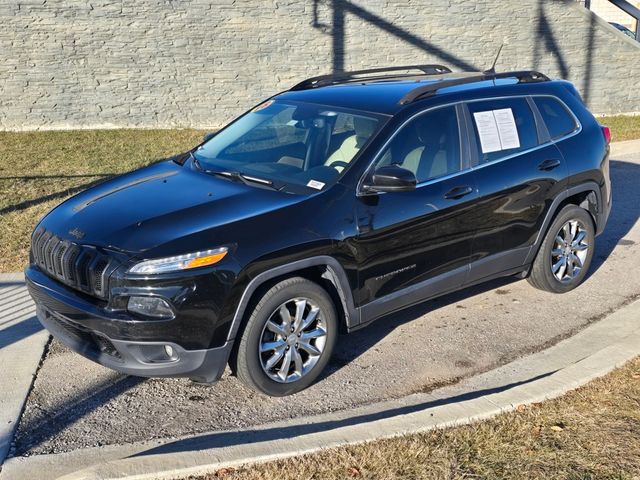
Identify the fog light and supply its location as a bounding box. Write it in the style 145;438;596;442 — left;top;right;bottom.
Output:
127;296;174;319
164;344;175;359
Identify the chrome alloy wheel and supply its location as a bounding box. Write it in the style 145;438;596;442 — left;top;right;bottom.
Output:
259;298;328;383
551;219;589;283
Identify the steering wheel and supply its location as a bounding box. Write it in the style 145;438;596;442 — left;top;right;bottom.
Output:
328;161;350;170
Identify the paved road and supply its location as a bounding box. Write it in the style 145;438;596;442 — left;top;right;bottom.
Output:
11;153;640;457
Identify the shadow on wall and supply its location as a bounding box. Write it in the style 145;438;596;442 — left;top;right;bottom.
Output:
312;0;478;74
532;0;598;106
312;0;598;107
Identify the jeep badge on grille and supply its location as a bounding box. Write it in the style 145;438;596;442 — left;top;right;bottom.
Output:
68;227;85;240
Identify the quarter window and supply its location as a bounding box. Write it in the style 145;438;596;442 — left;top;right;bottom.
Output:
375;106;462;183
467;98;539;164
534;96;578;140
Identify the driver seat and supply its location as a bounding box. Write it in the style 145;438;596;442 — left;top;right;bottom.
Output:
325;117;377;172
401;123;448;182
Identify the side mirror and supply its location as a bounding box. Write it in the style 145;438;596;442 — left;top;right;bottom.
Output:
362;165;417;194
203;132;216;143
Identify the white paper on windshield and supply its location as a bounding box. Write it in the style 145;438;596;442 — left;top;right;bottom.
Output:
473;111;502;153
493;108;520;150
473;108;521;153
307;179;325;190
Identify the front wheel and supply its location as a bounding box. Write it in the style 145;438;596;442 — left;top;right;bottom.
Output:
235;277;338;396
527;205;595;293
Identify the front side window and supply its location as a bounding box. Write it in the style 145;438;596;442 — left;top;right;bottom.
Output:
467;98;539;164
374;105;462;184
193;100;382;192
534;96;578;140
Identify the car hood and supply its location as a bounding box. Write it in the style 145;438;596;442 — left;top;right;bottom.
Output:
39;160;306;254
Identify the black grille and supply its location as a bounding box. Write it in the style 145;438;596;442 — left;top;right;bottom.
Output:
31;228;116;299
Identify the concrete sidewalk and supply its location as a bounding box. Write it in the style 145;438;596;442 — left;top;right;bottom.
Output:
2;298;638;480
0;273;49;466
610;137;640;157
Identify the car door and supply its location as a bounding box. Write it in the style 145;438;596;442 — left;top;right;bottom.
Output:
351;104;480;322
464;96;569;282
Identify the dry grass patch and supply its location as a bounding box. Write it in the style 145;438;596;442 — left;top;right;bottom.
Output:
599;115;640;142
191;357;640;480
0;129;206;272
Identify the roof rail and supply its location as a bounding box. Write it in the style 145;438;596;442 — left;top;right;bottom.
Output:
290;64;452;91
398;70;550;105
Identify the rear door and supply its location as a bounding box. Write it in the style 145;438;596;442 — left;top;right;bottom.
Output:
464;96;568;282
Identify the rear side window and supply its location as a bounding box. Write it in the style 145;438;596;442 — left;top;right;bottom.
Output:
467;98;539;164
534;96;578;140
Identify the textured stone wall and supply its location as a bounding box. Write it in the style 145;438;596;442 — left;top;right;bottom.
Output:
1;0;639;130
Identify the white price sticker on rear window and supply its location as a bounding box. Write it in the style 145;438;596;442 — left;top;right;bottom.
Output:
306;179;325;190
473;108;520;154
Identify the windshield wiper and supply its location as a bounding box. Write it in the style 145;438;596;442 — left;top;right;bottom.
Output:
210;170;277;188
191;154;279;190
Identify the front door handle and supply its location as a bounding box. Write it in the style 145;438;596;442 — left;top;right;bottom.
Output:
444;185;473;200
538;159;561;171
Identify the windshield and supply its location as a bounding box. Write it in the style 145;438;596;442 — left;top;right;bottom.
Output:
193;100;382;192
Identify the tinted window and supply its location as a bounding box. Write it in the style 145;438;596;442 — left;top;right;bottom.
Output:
467;98;539;163
534;96;578;140
375;106;461;183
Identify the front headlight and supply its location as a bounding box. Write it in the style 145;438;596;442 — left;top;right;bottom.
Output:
128;247;228;274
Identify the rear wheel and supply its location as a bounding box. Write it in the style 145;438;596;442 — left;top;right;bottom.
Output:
528;205;595;293
235;277;338;396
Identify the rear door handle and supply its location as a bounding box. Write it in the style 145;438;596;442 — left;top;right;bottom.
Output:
444;185;473;200
538;159;561;171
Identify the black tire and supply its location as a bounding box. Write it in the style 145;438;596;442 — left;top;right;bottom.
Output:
527;205;595;293
235;277;338;396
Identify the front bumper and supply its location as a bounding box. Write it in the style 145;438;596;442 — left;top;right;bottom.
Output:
26;266;233;383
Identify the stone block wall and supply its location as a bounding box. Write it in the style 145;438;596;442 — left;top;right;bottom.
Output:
1;0;639;130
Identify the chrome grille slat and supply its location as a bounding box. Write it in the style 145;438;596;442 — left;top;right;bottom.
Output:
62;245;79;282
52;241;66;277
76;250;94;292
30;229;116;300
87;255;102;296
31;228;46;264
39;231;52;264
43;235;58;273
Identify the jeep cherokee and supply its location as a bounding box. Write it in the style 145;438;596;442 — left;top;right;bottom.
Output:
26;65;612;396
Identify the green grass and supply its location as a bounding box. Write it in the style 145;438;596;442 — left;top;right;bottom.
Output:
0;115;638;272
190;358;640;480
0;129;206;272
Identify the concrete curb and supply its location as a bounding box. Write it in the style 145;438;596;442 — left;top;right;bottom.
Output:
2;298;639;480
0;273;49;468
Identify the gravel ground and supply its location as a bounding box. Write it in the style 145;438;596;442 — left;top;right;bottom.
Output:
12;155;640;456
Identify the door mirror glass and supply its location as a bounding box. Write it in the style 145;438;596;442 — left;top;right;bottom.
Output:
203;132;216;143
362;165;417;194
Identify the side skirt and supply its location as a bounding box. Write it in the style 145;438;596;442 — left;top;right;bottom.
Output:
352;248;530;332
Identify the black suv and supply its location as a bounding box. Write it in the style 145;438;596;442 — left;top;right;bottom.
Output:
27;65;611;396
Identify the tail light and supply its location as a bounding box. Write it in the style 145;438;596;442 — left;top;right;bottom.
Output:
601;125;612;145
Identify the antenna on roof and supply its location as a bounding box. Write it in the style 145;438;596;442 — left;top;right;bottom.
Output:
484;43;504;75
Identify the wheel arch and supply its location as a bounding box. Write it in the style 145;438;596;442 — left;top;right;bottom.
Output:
525;182;603;264
226;256;358;345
